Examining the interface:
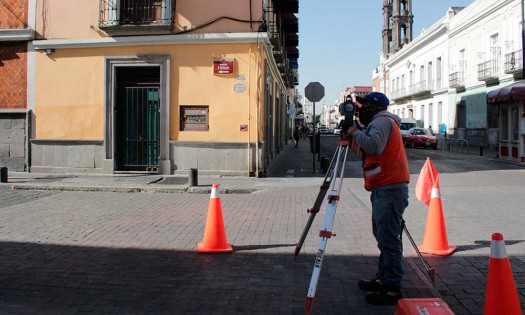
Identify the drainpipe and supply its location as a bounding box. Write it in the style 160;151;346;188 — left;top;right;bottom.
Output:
522;0;525;79
255;42;261;176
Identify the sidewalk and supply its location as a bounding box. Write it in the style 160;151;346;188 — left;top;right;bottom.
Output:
1;137;524;314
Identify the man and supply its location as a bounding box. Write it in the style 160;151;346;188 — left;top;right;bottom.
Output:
346;92;410;305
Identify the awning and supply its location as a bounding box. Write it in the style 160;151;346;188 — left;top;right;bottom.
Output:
487;80;525;104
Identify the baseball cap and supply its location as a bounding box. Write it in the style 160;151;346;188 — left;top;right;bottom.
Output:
356;92;390;110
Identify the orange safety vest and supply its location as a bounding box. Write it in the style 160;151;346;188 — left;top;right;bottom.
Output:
363;117;410;190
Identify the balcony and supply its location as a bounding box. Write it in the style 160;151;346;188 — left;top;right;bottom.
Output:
390;88;407;101
504;50;523;76
449;72;465;89
477;60;500;83
391;80;433;102
99;0;174;36
408;80;433;98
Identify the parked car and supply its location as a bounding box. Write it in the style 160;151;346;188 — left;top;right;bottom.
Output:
400;118;418;139
404;127;437;149
318;127;329;134
333;128;342;135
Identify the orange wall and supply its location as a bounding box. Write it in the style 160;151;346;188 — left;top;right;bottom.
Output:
34;43;269;142
35;0;264;39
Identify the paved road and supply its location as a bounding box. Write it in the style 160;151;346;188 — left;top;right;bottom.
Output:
1;137;524;314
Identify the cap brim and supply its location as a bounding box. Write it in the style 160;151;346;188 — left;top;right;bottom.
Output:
355;96;368;105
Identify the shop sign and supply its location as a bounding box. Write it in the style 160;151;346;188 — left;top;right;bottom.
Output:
213;58;234;75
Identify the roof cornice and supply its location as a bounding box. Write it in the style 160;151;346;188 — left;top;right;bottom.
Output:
33;32;270;50
0;29;35;42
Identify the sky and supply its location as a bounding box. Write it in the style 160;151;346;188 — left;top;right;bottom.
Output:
297;0;476;106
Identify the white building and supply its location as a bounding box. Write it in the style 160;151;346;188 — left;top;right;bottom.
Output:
380;0;524;156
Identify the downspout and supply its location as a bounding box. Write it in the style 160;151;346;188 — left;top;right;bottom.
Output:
255;41;261;176
249;0;253;31
248;45;252;175
27;0;37;172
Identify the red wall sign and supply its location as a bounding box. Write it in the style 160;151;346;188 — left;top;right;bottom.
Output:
213;58;234;75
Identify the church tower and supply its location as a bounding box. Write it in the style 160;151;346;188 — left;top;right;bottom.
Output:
382;0;413;55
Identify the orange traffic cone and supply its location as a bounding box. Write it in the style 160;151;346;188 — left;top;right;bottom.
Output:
418;184;457;256
484;233;523;315
197;184;233;253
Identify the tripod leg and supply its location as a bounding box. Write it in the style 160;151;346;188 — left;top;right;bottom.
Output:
401;219;436;285
294;146;341;256
305;144;350;314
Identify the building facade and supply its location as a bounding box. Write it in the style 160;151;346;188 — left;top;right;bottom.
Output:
380;0;525;162
26;0;298;176
0;0;34;171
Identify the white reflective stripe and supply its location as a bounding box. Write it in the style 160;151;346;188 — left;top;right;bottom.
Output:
210;188;220;198
431;187;441;199
365;166;382;177
491;240;508;259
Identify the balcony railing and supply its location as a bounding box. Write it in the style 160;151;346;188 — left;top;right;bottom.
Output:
477;60;499;82
391;88;407;100
449;71;465;88
391;80;433;101
408;80;433;96
99;0;174;34
504;50;523;74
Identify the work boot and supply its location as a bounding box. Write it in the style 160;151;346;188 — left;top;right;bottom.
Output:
357;278;384;292
364;289;403;305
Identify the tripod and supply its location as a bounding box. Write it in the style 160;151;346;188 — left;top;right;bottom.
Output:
297;137;435;315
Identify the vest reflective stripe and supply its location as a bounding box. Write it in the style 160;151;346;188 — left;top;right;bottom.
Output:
431;187;441;199
363;117;410;190
490;240;508;259
365;166;382;177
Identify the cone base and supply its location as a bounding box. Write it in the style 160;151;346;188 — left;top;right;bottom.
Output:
418;245;457;256
197;242;233;253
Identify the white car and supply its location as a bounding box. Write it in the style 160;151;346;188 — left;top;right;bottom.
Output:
333;128;342;135
318;127;328;134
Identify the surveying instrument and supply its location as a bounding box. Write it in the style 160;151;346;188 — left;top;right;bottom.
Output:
294;97;435;315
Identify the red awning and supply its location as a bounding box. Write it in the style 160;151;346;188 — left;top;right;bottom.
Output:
487;80;525;104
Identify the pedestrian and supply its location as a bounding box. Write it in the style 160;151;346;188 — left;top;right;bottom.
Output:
428;125;434;135
346;92;410;306
301;124;308;138
293;124;300;148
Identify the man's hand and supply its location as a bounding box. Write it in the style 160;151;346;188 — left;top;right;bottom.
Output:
347;125;358;136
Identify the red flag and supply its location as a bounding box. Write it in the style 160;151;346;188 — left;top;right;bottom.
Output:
415;157;439;206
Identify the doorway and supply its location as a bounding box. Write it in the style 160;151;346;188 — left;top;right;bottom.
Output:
105;56;171;174
115;66;160;171
499;104;519;161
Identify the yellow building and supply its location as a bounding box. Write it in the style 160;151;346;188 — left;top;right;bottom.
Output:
30;0;299;176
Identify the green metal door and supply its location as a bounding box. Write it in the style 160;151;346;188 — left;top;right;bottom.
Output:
116;86;160;171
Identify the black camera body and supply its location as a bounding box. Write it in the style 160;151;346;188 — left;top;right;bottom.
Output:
338;97;357;133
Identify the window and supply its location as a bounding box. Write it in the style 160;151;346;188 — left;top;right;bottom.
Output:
421;105;425;125
512;106;519;142
428;103;433;127
180;106;209;131
437;102;443;126
427;61;433;89
436;57;442;89
100;0;174;28
501;107;508;141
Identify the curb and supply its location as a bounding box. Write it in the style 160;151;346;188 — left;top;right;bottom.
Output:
0;183;258;194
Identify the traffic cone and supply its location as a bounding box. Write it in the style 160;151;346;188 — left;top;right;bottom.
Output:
197;184;233;253
484;233;522;315
418;184;457;256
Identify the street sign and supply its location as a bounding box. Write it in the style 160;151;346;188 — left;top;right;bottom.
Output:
305;82;325;103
